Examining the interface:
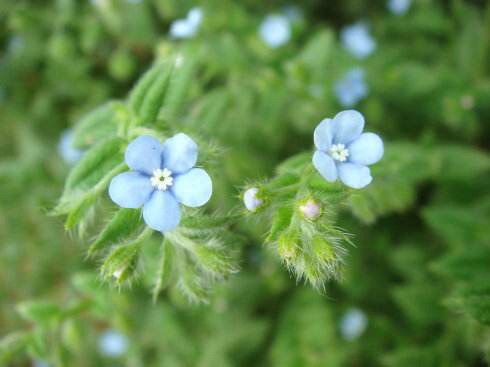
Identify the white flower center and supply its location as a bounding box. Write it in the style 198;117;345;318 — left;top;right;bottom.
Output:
330;143;349;162
151;168;174;191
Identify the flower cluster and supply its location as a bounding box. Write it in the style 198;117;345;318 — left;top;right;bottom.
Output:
169;7;203;39
312;110;383;189
109;134;212;232
334;68;368;107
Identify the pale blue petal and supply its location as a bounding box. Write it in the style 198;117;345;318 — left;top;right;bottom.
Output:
312;151;337;182
161;133;198;174
143;190;181;232
172;168;212;207
58;129;84;165
125;135;162;175
337;163;372;189
333;110;365;144
109;172;154;208
259;14;291;48
313;118;334;152
348;133;384;166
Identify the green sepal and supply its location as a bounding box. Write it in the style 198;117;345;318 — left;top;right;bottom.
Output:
152;238;175;302
266;206;294;243
88;208;143;256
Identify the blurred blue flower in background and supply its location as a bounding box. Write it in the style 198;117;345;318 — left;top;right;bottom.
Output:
313;110;383;189
259;14;291;48
282;5;303;23
340;22;376;59
339;308;368;341
58;129;84;165
170;7;203;39
334;68;368;107
387;0;412;15
109;134;212;232
98;330;129;357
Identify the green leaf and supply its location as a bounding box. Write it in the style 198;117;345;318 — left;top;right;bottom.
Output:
88;208;143;256
431;145;490;181
64;136;125;193
128;62;168;115
276;152;311;175
72;101;124;149
16;300;62;325
139;61;174;125
0;331;31;365
163;55;198;121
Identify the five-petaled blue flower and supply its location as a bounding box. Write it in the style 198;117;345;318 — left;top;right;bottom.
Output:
334;68;368;107
109;134;212;232
313;110;383;189
340;22;376;59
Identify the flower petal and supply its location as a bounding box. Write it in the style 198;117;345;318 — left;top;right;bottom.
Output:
143;190;181;232
348;133;384;166
125;135;162;175
172;168;212;207
161;133;198;174
337;163;372;189
312;150;337;182
313;118;334;152
109;172;154;208
332;110;365;144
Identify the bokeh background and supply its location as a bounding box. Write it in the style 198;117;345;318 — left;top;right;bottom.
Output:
1;0;490;366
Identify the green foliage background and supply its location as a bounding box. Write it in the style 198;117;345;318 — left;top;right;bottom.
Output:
1;0;490;366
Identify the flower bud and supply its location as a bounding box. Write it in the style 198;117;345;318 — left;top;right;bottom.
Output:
298;199;321;220
244;187;264;212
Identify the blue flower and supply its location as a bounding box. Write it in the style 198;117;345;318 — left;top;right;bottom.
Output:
339;308;368;341
340;22;376;59
109;134;212;232
58;129;84;165
259;14;291;48
312;110;383;189
169;7;203;39
387;0;411;15
98;329;128;357
334;68;368;107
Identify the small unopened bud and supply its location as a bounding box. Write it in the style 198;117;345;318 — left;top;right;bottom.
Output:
299;199;321;220
112;268;125;280
244;187;264;212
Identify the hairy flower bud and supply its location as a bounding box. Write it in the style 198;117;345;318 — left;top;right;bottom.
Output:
243;187;264;212
299;199;321;220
